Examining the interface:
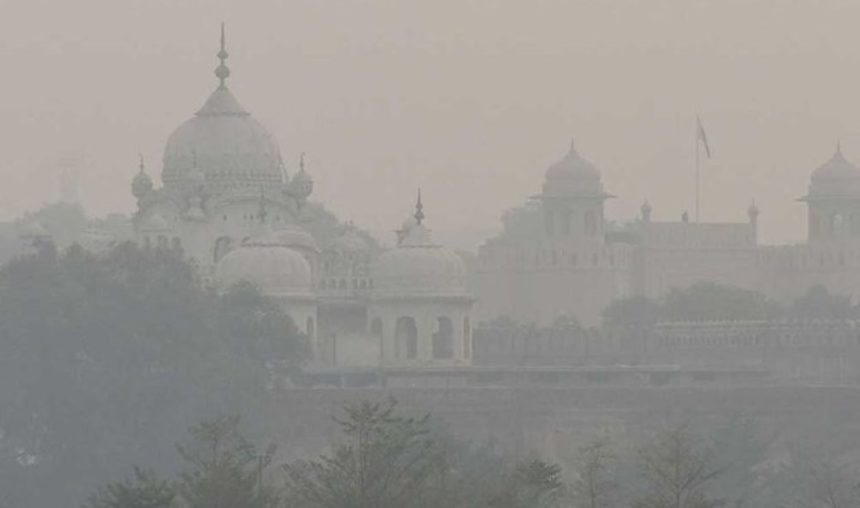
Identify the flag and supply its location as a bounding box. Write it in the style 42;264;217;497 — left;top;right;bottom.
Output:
696;115;711;158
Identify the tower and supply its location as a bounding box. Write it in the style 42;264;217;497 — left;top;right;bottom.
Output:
801;142;860;243
538;138;613;242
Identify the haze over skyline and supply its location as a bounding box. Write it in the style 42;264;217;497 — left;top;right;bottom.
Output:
3;0;860;249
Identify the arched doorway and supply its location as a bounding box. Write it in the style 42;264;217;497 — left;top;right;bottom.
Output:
432;316;454;359
395;316;417;360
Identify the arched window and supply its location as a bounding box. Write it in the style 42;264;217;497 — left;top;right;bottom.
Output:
463;317;472;359
432;317;454;359
395;317;418;360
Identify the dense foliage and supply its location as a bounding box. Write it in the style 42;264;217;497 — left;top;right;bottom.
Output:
603;282;859;326
0;242;306;508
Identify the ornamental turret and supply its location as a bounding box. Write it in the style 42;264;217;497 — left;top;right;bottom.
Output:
131;155;153;204
288;153;314;207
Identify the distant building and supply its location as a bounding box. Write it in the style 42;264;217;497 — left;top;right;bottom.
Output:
474;139;860;327
130;27;473;368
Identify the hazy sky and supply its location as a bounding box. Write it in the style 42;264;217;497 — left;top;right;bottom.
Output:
3;0;860;249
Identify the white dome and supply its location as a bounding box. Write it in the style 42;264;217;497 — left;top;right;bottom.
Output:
543;138;604;196
808;145;860;197
216;241;313;299
371;225;468;299
161;87;283;191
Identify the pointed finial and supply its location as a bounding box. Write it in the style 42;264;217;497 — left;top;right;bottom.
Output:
138;153;145;174
569;136;576;153
299;152;306;173
414;189;425;225
191;148;198;168
215;23;231;89
837;139;842;155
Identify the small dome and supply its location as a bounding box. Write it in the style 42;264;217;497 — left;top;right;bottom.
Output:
161;87;283;191
248;224;319;253
809;144;860;196
132;170;153;199
292;167;312;184
543;138;604;196
216;241;313;299
372;224;468;299
400;215;418;233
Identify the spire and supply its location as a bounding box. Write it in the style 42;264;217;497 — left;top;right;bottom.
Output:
414;189;425;225
215;23;231;89
569;136;576;153
138;153;145;174
299;152;306;173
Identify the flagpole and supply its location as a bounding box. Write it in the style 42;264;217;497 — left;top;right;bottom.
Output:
695;123;700;223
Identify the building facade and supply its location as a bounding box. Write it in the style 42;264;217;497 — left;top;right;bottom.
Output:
131;28;474;369
474;140;860;327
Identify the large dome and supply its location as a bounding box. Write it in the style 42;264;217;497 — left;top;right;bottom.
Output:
542;138;604;196
808;144;860;197
371;224;468;299
162;87;283;191
216;239;313;299
161;27;284;193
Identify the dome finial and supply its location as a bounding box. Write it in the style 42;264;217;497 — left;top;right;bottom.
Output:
414;189;425;225
215;23;231;89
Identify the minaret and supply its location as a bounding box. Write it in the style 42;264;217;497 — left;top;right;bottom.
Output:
132;154;154;205
640;199;652;223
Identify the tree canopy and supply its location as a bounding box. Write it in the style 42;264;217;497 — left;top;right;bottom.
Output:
0;242;306;507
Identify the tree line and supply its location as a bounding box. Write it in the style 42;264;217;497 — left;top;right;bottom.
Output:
84;398;860;508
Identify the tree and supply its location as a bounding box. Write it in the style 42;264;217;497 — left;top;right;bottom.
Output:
490;459;564;508
790;285;856;320
0;243;306;507
633;423;725;508
176;415;279;508
84;468;175;508
571;436;617;508
602;296;661;327
283;398;440;508
662;282;779;322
